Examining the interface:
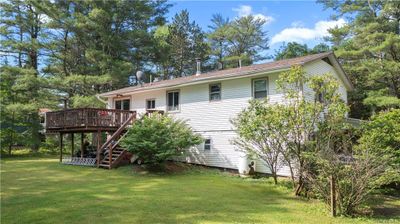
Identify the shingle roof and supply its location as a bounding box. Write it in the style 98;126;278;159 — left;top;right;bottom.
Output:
99;52;334;97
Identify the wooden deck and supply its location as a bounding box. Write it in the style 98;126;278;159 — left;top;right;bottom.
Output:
45;108;136;133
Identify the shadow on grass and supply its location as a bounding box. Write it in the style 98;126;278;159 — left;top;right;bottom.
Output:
2;157;399;224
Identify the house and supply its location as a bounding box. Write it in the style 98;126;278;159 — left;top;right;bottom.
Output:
90;52;353;175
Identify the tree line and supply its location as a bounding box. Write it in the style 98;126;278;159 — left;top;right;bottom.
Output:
0;0;269;152
0;0;398;156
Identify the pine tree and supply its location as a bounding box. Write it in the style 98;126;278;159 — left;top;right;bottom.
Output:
41;0;170;107
274;42;330;60
167;10;209;77
0;0;54;151
208;14;230;69
320;0;400;118
225;15;269;67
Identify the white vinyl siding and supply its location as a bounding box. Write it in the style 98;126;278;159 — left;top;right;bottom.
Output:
107;59;349;177
304;60;348;104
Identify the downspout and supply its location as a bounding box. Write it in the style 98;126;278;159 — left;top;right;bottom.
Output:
96;94;108;107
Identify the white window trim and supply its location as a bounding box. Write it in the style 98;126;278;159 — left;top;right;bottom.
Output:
209;83;222;102
252;77;269;99
204;138;211;150
146;98;156;110
166;90;180;112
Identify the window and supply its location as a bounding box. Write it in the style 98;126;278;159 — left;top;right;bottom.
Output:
204;139;211;150
209;83;221;101
146;99;156;109
115;99;130;110
167;90;179;111
253;78;268;99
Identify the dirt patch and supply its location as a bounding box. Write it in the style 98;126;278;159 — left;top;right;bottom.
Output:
371;194;400;217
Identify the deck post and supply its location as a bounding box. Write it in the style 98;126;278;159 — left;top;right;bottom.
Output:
97;130;101;167
81;133;84;158
59;133;63;162
71;133;74;157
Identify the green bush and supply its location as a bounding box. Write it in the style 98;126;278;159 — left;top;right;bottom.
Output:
358;109;400;187
121;114;203;166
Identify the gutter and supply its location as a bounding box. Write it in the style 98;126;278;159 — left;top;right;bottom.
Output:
96;94;108;105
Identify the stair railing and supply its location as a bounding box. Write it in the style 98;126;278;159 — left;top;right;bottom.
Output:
97;111;136;168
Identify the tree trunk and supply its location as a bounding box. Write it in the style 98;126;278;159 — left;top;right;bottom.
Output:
273;173;278;185
330;175;337;217
295;174;304;196
287;160;296;187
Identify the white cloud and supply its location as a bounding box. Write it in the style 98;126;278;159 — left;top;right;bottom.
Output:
271;18;346;45
233;5;274;25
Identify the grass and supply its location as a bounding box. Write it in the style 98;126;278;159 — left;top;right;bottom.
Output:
1;156;399;224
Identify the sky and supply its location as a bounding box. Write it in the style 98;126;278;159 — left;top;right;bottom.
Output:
167;0;345;59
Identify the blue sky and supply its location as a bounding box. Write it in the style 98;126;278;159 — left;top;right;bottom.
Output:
167;1;345;58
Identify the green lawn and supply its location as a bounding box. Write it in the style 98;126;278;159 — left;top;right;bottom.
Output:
1;157;399;224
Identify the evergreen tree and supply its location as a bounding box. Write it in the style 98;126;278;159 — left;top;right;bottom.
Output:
320;0;400;118
41;0;170;107
225;15;269;67
274;42;330;60
167;10;209;77
0;0;54;151
274;42;310;60
208;14;230;69
0;0;171;151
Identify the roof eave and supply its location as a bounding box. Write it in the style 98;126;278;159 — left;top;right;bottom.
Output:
328;53;354;91
97;67;292;98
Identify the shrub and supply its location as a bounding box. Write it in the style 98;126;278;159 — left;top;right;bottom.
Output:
121;114;203;166
358;109;400;187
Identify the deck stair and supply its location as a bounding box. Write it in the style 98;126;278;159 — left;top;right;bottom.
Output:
97;113;136;169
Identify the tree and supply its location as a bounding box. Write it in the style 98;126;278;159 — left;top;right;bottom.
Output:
207;14;230;69
166;10;209;77
0;0;171;151
121;115;203;166
305;125;389;216
320;0;400;118
274;42;309;60
41;0;171;106
274;42;330;60
357;109;400;187
232;99;288;184
225;15;269;67
232;66;348;192
0;0;54;151
153;25;172;78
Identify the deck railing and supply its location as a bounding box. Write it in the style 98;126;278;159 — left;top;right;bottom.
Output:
46;108;136;130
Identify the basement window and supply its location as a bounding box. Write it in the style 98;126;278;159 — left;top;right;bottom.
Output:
209;83;221;101
204;139;211;150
